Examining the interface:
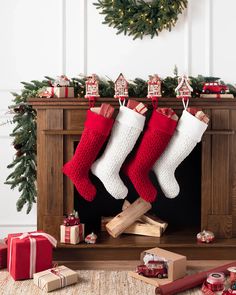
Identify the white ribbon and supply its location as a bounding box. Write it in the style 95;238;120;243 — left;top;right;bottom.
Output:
9;232;57;279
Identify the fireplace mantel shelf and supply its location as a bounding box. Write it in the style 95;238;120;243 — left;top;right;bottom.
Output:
29;97;236;109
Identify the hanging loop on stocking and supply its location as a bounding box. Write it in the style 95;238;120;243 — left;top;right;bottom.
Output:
118;97;127;106
87;97;96;108
150;96;158;109
182;98;189;110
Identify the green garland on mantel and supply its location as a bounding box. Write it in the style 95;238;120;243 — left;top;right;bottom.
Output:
94;0;188;39
5;73;236;213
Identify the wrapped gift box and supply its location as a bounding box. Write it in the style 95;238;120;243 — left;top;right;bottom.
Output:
0;240;7;269
34;265;78;292
129;247;186;287
47;86;74;98
7;231;57;280
60;224;84;244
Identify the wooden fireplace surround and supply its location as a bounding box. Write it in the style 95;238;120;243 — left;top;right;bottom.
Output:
29;97;236;263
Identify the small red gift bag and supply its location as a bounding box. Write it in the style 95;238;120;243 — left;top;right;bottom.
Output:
7;231;57;280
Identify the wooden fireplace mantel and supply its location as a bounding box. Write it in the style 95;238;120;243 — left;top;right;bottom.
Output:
29;97;236;262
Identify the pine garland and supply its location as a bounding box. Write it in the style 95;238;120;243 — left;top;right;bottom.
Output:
94;0;188;39
5;74;236;213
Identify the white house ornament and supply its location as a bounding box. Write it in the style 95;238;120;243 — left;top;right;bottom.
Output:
175;75;193;101
114;73;129;102
85;74;100;107
53;75;70;87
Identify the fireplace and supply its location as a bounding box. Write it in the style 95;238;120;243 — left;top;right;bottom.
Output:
29;97;236;263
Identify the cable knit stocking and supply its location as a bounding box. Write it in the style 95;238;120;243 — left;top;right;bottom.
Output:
62;110;114;202
124;111;177;203
91;106;146;199
153;110;208;198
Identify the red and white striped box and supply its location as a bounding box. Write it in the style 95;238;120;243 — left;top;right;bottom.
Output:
60;224;84;245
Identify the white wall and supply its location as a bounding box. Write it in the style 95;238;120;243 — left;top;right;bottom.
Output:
0;0;236;238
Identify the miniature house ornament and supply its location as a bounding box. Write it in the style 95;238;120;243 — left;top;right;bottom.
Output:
114;73;129;103
175;75;193;101
147;75;162;108
85;74;100;107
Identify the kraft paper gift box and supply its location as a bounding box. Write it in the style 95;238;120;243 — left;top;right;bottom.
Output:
0;240;7;269
129;247;186;287
34;265;78;292
47;86;74;98
7;231;57;280
60;224;84;244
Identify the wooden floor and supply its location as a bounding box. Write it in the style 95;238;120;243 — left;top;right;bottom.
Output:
0;261;232;295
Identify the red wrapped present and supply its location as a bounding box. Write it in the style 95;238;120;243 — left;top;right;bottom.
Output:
127;100;148;115
8;231;57;281
99;103;114;118
0;240;7;269
157;108;178;121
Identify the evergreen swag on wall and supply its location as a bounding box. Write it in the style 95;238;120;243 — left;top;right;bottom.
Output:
94;0;188;39
5;74;236;213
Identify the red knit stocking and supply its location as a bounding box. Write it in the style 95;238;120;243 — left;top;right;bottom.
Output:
63;110;114;201
124;111;177;203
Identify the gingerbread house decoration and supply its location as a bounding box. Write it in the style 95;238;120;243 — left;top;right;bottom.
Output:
147;75;162;98
114;73;129;99
175;75;193;99
85;74;100;98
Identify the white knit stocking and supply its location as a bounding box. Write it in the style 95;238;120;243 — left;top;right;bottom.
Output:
91;106;145;199
153;110;208;198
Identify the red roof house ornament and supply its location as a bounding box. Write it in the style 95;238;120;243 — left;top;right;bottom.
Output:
114;73;129;102
175;75;193;101
147;75;162;108
85;74;100;107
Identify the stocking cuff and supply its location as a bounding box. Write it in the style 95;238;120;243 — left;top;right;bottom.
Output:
148;110;177;135
85;110;114;136
116;106;146;130
177;110;208;142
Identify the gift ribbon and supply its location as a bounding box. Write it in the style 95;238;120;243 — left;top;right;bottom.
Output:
50;87;54;97
9;232;57;278
37;266;68;291
64;87;68;98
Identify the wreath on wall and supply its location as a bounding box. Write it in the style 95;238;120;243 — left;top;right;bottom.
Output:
94;0;188;39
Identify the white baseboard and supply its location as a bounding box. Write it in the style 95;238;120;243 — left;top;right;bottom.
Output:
0;224;37;239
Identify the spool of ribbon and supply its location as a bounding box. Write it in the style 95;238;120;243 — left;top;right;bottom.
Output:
9;232;57;279
228;267;236;284
201;272;225;294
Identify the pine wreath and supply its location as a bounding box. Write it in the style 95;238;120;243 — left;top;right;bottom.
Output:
94;0;188;39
